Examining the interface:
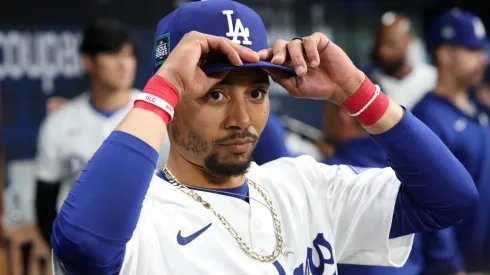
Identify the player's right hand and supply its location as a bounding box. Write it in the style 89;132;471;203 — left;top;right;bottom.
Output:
155;31;260;98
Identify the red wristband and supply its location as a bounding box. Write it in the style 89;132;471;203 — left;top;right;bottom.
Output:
341;75;389;126
134;75;180;125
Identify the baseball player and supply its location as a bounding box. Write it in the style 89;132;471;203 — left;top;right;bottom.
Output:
51;1;477;274
412;8;490;273
368;12;437;111
321;101;464;275
34;19;171;247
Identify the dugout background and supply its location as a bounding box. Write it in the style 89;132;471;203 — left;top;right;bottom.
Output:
0;0;488;226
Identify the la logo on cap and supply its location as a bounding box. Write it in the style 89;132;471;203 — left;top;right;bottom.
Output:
222;10;252;45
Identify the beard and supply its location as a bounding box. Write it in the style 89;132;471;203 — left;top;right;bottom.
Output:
204;130;258;177
170;122;258;177
204;152;253;177
380;57;406;76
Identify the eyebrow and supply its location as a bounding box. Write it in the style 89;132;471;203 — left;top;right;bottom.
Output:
217;79;270;85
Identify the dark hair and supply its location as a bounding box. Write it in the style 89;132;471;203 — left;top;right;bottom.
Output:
80;18;137;56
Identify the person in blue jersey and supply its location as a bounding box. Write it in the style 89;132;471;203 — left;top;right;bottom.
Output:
48;1;478;274
412;8;490;273
252;112;293;165
322;101;465;275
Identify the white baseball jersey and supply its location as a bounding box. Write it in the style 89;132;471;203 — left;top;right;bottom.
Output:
35;90;171;211
371;63;437;110
119;156;413;275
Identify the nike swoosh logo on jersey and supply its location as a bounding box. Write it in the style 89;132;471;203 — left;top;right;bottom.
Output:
177;223;212;245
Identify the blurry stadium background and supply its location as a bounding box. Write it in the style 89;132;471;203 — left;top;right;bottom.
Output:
0;0;488;274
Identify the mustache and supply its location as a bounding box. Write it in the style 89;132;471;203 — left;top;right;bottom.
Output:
214;131;258;144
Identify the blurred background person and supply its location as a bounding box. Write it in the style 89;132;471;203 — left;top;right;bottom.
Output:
412;8;490;274
369;11;437;110
322;101;465;275
34;19;171;248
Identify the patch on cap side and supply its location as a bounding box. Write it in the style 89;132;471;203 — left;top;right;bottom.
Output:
155;33;170;67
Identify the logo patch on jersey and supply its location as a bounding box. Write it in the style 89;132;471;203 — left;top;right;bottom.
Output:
177;223;212;245
347;165;369;174
222;10;252;45
454;118;468;132
293;233;335;275
155;33;170;66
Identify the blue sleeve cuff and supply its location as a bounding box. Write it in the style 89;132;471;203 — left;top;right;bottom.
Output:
109;130;160;166
370;110;414;145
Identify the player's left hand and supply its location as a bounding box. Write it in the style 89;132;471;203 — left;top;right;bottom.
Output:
260;32;365;105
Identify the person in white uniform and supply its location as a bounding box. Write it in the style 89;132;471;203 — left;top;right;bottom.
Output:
369;12;437;110
49;1;477;274
34;19;170;248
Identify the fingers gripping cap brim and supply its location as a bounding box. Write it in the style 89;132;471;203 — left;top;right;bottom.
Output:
201;61;296;75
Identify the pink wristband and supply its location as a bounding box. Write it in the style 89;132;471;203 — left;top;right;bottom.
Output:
134;75;180;125
341;75;389;126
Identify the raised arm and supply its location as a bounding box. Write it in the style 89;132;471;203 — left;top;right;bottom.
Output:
51;32;260;274
261;33;476;268
264;31;477;239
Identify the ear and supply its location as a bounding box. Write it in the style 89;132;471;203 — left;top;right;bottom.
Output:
82;54;94;74
435;46;451;68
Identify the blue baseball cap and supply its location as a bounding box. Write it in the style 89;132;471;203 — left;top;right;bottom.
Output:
152;0;295;75
428;8;489;49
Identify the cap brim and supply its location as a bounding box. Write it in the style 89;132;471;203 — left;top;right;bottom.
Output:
464;39;490;49
430;38;490;50
202;60;296;75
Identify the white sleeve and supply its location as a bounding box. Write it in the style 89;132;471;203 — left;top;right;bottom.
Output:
295;156;413;267
35;115;63;182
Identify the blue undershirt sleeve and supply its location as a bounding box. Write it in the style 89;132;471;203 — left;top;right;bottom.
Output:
51;131;159;274
369;112;477;238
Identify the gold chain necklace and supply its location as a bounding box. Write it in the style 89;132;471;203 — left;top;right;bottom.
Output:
162;166;284;263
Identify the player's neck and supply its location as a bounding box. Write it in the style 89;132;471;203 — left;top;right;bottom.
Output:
434;74;472;111
165;149;247;189
90;81;132;112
